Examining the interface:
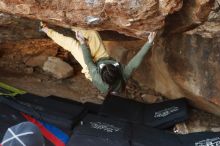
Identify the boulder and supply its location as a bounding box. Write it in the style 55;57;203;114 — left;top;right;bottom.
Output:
0;0;183;38
25;55;48;67
43;57;74;79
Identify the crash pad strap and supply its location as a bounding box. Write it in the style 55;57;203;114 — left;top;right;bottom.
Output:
0;82;26;96
22;113;66;146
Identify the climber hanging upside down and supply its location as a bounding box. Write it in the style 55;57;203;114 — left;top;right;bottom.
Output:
40;22;156;95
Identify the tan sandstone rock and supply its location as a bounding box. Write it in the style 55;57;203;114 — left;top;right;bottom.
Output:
43;57;74;79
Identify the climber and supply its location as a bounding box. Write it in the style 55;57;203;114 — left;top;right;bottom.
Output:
40;22;156;94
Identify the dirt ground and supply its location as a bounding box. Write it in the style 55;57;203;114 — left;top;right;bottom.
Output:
0;67;103;104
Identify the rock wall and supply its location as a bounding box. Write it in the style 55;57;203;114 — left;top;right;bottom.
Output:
131;0;220;115
0;13;44;42
0;0;183;38
102;0;220;116
165;0;215;34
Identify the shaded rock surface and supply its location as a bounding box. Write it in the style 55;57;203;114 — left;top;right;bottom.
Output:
0;12;44;42
165;0;215;34
129;0;220;116
174;109;220;134
0;39;59;72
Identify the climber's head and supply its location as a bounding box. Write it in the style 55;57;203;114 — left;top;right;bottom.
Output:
100;62;125;92
101;63;121;85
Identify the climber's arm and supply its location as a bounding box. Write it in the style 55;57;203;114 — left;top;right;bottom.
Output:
124;32;156;79
40;22;78;52
80;44;109;93
76;31;109;93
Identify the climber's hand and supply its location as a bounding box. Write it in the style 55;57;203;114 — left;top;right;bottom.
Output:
76;31;86;44
40;21;47;29
147;32;157;44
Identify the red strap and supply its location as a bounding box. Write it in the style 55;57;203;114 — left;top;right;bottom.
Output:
21;113;65;146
